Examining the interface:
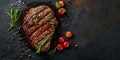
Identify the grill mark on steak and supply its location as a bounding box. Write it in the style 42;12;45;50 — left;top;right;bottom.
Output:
23;6;47;24
30;23;50;41
23;5;58;53
32;30;51;48
27;12;53;36
23;8;47;31
27;7;51;28
31;17;55;40
27;24;40;36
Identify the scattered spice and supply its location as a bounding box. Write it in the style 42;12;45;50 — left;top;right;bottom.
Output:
28;54;32;57
19;52;24;59
74;43;78;49
16;26;22;30
12;0;25;7
25;49;30;53
15;31;19;34
60;18;63;21
18;37;25;40
10;4;14;7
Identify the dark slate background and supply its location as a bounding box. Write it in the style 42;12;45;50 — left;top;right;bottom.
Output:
0;0;120;60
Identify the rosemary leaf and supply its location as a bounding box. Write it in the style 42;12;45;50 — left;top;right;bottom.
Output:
36;34;51;54
48;48;56;57
7;9;20;31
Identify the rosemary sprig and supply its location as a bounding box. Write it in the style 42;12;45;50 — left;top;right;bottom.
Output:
36;34;51;54
48;48;57;57
7;9;20;31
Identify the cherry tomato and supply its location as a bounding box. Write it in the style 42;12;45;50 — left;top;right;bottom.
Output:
63;41;70;48
65;31;73;38
58;9;64;15
58;36;65;43
58;1;64;7
56;44;63;51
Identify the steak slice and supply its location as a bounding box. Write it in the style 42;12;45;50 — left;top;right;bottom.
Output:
23;5;58;53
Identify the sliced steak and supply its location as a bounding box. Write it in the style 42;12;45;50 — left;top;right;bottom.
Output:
23;5;58;53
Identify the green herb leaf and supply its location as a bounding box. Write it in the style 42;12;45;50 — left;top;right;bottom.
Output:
55;2;60;8
33;18;38;24
46;16;55;25
49;20;55;25
47;16;52;21
7;9;20;31
60;8;67;12
36;34;51;54
48;48;56;57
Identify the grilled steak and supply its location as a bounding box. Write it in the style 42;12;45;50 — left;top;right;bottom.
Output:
23;5;58;53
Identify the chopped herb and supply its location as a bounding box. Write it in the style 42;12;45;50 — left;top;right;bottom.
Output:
48;48;56;57
7;9;21;31
55;2;60;8
33;18;38;24
36;34;51;54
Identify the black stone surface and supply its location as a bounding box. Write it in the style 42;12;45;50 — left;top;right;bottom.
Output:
0;0;120;60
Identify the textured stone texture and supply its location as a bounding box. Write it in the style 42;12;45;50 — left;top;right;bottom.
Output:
0;0;120;60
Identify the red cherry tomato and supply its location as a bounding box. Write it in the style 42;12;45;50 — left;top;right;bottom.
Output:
63;41;70;48
65;31;73;38
58;1;64;7
58;36;65;43
58;9;64;15
56;44;63;51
